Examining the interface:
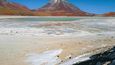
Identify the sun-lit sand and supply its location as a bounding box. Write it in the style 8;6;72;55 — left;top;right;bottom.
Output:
0;16;115;65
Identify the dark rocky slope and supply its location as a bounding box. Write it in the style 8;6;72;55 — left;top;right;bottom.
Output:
73;46;115;65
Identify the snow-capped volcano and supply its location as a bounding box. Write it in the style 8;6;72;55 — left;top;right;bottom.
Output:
36;0;93;16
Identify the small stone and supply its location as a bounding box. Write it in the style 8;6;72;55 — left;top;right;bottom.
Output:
69;57;71;59
96;62;102;65
57;55;59;57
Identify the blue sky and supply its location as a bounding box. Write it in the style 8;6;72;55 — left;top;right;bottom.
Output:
9;0;115;14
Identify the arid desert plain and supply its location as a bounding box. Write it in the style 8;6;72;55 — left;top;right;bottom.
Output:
0;16;115;65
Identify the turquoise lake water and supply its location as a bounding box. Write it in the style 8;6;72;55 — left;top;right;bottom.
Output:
10;17;80;21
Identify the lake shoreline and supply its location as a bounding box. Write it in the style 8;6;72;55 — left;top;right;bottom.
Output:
0;16;115;19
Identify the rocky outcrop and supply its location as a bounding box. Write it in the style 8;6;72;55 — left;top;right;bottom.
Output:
73;46;115;65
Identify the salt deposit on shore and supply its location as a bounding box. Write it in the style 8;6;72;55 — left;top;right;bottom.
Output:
26;49;62;65
0;28;94;37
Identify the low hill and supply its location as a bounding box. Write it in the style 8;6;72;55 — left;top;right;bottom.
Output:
0;1;33;15
103;12;115;16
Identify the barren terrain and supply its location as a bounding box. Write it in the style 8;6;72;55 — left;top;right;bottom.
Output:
0;17;115;65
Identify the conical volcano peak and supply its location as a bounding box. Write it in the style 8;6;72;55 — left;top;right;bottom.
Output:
39;0;79;11
36;0;93;16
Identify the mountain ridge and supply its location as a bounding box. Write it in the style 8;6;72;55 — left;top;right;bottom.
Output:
0;0;115;16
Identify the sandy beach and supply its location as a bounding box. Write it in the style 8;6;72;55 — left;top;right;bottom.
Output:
0;16;115;65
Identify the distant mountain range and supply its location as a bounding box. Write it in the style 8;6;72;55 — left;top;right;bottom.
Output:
0;0;115;16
